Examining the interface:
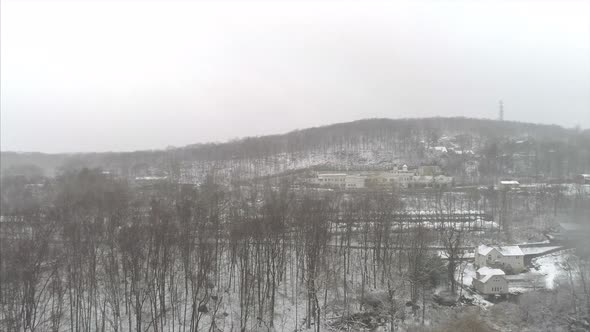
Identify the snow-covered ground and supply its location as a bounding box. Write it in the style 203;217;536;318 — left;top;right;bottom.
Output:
520;246;562;255
530;250;574;289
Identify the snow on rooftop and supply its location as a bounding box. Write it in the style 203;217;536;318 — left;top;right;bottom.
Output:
477;244;523;256
477;244;494;255
432;146;447;153
497;246;524;256
500;180;519;185
477;267;506;283
135;176;168;181
477;267;505;276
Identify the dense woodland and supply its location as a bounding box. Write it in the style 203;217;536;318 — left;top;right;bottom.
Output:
2;170;590;331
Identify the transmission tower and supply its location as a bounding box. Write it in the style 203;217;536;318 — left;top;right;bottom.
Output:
499;100;504;121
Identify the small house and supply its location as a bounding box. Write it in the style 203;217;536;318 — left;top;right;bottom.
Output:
472;267;509;295
499;180;519;190
575;174;590;184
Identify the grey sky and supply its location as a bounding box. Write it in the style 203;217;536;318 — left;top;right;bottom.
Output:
1;0;589;153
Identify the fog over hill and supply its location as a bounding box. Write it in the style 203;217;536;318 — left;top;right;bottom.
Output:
2;117;589;183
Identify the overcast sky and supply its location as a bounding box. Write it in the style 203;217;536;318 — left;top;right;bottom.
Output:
1;0;589;153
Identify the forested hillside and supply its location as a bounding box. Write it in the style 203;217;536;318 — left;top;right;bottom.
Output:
2;117;589;184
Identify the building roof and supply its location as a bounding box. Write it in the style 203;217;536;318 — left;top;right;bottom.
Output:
477;267;505;283
477;244;495;255
135;176;168;181
500;180;519;185
477;244;523;256
497;246;524;256
477;266;505;276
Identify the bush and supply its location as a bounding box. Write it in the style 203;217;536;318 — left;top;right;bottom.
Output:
439;312;493;332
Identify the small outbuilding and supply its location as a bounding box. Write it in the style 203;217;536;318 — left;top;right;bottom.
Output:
499;180;519;190
472;267;509;295
575;174;590;184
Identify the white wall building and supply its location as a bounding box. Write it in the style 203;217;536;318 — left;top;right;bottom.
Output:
345;175;366;189
472;267;509;295
410;174;453;188
417;165;442;176
316;173;347;188
475;244;525;273
499;180;520;190
314;164;452;190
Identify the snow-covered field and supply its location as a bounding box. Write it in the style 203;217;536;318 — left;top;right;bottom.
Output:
520;246;562;255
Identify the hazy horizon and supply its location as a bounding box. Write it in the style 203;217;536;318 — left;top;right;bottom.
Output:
0;116;582;154
2;0;589;153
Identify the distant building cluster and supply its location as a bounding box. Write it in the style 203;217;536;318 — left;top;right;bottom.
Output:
313;164;453;189
429;145;474;156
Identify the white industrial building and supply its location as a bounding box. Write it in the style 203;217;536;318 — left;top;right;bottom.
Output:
345;175;366;189
475;244;525;273
316;173;347;188
314;164;452;190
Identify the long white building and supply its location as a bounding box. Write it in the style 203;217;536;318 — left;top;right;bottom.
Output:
315;164;452;189
316;173;347;188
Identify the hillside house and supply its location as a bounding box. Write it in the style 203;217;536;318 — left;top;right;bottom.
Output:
475;244;525;273
472;267;509;295
575;174;590;184
499;180;519;190
431;146;448;154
